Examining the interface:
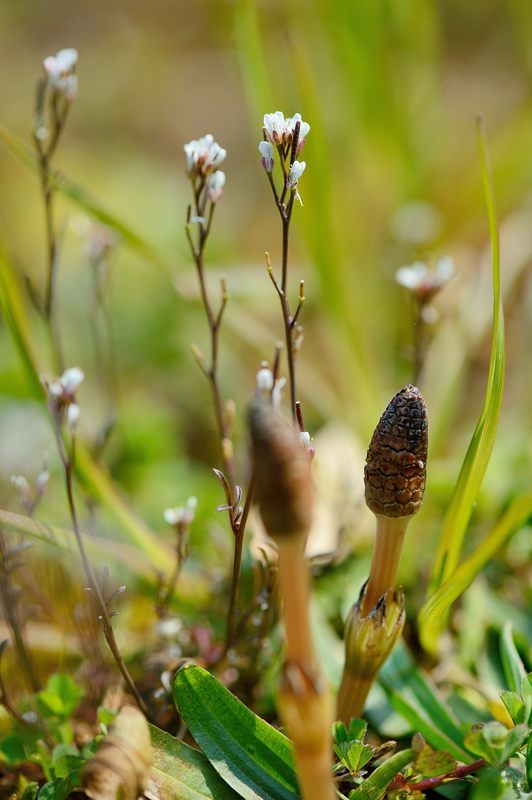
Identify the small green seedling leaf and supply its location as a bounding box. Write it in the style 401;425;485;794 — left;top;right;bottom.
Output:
173;664;299;800
349;749;414;800
500;692;526;726
414;743;457;778
464;722;529;766
333;719;373;774
36;674;84;720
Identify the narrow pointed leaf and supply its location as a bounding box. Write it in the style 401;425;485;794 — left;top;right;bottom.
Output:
499;622;527;694
173;665;299;800
428;119;505;603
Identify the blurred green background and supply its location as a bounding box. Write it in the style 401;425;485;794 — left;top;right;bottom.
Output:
0;0;530;663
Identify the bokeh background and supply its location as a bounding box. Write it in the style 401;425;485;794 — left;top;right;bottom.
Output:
0;0;530;676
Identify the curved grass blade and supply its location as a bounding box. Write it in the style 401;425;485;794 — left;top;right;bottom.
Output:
378;644;471;761
0;124;169;275
419;491;532;655
424;117;505;646
173;664;299;800
150;726;241;800
349;749;413;800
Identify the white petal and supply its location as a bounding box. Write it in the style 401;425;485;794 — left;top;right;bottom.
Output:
61;367;84;394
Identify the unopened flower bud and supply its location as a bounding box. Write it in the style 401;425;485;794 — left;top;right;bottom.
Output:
67;403;80;432
259;141;275;173
249;400;313;540
343;585;405;676
206;170;225;202
364;385;428;518
256;366;274;393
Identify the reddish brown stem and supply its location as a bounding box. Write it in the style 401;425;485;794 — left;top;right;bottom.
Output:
404;758;486;792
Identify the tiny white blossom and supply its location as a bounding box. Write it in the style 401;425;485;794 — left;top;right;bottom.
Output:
259;141;275;172
164;496;197;527
67;403;80;431
61;367;85;395
300;431;311;449
287;161;306;205
395;257;454;299
263;111;286;145
206;170;225;202
43;48;78;102
256;366;274;392
164;507;183;526
184;134;226;178
286;113;310;153
36;469;50;494
11;475;31;495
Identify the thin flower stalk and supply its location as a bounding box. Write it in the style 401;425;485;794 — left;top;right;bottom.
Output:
260;112;310;420
183;137;252;652
43;370;151;721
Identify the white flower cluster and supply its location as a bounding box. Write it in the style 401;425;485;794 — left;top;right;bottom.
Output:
255;365;286;409
259;112;309;203
164;496;197;528
184;134;226;203
263;112;310;149
396;257;454;299
43;366;84;432
43;48;78;103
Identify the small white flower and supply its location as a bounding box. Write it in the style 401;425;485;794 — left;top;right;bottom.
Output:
43;48;78;102
286;113;310;153
11;474;31;495
287;161;306;205
67;403;80;431
61;367;85;395
263;111;286;145
206;170;226;203
272;377;286;409
36;469;50;494
256;366;274;392
259;141;275;173
164;496;197;527
300;431;311;450
184;134;227;178
395;257;454;299
164;507;184;526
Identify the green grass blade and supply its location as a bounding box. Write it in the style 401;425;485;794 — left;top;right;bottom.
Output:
419;490;532;654
427;118;505;597
150;726;241;800
378;644;471;760
173;665;299;800
500;622;527;695
0;124;169;275
349;749;413;800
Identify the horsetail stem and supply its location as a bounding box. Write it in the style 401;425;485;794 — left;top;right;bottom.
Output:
249;400;335;800
338;385;428;723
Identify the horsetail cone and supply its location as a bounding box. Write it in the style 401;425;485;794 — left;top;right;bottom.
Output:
364;385;428;518
248;399;313;540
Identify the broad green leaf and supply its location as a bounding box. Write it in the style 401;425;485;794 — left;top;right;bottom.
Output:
173;665;299;800
150;726;241;800
378;643;471;761
426;119;505;643
0;124;169;275
469;766;518;800
498;692;525;727
500;622;527;694
349;749;413;800
419;491;532;654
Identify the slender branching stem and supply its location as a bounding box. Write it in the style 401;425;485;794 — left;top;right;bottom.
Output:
51;422;151;720
224;470;256;651
400;759;487;793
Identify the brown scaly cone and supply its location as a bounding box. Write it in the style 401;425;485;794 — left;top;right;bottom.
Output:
364;384;428;519
248;399;335;800
81;705;151;800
